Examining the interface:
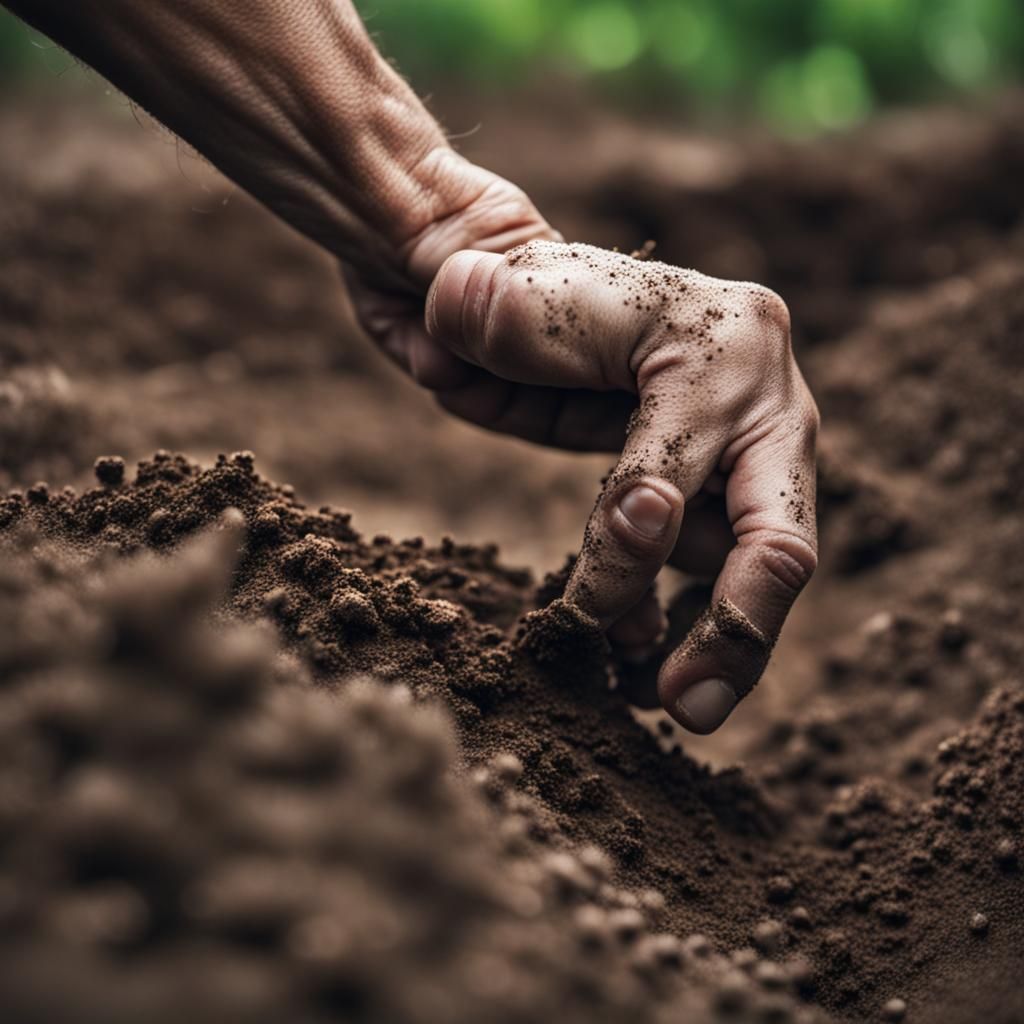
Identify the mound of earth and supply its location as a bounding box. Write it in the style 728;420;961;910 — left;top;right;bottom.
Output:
1;441;1022;1023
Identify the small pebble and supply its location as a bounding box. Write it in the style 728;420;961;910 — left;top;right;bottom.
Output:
608;907;645;943
938;608;968;650
788;906;812;930
994;838;1018;869
577;845;612;881
754;960;788;989
94;455;125;487
638;888;666;921
714;970;750;1012
26;482;49;505
682;932;712;959
882;997;907;1021
753;918;786;955
490;753;524;785
731;947;760;972
573;905;608;949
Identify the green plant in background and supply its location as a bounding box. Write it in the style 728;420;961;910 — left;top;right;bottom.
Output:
2;0;1022;133
0;7;37;79
356;0;1024;132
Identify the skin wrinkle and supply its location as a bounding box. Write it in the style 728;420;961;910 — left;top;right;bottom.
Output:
401;150;497;257
151;17;354;230
754;541;817;593
718;412;777;477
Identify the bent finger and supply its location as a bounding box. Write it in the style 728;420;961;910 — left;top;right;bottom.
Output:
659;407;818;733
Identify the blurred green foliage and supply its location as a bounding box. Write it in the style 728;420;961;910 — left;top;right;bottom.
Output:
355;0;1024;132
1;0;1023;133
0;8;37;78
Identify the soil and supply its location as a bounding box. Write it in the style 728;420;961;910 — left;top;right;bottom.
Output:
1;93;1023;1023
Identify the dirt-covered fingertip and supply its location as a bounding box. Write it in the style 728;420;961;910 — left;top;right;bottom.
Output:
657;598;774;734
566;478;683;630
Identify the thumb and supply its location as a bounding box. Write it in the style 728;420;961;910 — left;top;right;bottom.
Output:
426;242;664;391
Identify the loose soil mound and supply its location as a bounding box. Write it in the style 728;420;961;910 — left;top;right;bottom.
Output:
2;96;1023;1023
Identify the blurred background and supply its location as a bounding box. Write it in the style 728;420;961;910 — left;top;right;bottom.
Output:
3;0;1024;132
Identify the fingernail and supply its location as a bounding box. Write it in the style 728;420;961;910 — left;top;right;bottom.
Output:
619;486;672;539
673;678;737;734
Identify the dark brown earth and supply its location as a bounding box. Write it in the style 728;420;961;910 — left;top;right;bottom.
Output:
1;93;1023;1023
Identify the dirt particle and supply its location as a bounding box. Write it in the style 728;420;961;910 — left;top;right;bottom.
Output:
767;875;796;904
995;838;1018;869
26;482;49;505
753;918;786;955
882;997;907;1021
94;455;126;487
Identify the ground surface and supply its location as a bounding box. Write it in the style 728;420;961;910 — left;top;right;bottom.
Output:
1;92;1023;1023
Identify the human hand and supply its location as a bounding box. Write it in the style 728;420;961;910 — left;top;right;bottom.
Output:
425;241;819;735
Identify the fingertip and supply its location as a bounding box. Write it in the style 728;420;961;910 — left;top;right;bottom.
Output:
425;250;503;344
663;674;738;735
566;477;684;631
608;479;684;557
656;597;772;734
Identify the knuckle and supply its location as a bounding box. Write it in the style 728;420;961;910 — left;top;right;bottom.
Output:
462;179;541;239
744;286;793;366
753;285;792;336
703;283;792;383
400;145;457;237
756;532;817;596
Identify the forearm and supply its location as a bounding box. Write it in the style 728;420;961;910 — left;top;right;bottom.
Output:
5;0;463;284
